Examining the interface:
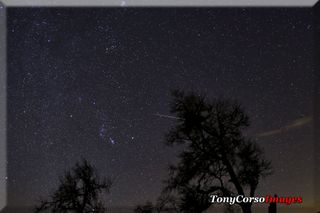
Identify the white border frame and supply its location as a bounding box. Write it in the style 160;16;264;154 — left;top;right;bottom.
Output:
0;0;318;7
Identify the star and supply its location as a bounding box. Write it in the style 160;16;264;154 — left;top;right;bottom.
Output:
99;124;107;139
109;137;116;145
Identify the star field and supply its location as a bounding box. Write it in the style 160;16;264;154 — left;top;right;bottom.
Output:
6;7;314;208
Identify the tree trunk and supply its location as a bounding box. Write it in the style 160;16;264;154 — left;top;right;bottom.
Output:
240;203;252;213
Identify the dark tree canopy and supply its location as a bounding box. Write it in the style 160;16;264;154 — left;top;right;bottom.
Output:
134;201;155;213
162;90;272;213
134;194;180;213
34;159;112;213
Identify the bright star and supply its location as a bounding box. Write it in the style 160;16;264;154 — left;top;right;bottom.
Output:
109;137;116;145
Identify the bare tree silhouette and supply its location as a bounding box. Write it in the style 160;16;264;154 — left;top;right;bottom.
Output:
160;90;272;213
34;159;112;213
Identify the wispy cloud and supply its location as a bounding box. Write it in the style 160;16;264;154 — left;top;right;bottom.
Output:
256;116;313;138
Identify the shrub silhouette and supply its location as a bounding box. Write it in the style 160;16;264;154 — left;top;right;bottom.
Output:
34;159;112;213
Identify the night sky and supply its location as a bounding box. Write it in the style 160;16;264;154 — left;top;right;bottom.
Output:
6;7;314;209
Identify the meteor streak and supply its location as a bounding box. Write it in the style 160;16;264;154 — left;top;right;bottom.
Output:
154;113;183;120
